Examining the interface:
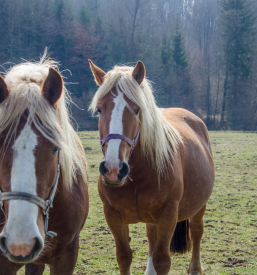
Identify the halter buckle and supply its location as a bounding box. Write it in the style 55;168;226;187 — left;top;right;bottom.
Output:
131;139;135;149
44;200;51;215
0;189;5;216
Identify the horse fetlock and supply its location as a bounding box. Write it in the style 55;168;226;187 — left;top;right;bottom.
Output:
119;266;132;275
129;264;132;275
117;253;133;275
188;265;204;275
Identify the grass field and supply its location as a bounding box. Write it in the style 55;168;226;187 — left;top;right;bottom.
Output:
18;131;257;274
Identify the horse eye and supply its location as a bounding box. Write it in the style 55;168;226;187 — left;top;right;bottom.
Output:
134;109;140;116
97;107;102;115
52;146;59;154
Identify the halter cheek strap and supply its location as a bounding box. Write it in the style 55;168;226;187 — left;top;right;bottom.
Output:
0;151;60;239
100;123;140;159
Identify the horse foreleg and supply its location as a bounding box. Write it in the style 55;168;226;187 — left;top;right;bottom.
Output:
152;203;178;275
104;204;132;275
145;224;157;275
49;235;79;275
25;263;45;275
188;204;206;275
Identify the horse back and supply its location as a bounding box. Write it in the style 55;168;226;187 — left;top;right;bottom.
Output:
162;108;212;154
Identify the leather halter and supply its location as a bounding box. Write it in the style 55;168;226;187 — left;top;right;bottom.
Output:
100;123;140;159
0;150;60;239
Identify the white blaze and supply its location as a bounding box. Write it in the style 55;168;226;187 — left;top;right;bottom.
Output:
105;92;126;166
5;124;42;246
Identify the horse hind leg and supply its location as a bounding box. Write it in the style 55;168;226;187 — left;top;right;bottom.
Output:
188;204;206;275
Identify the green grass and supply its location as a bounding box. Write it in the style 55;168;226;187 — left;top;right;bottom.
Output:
18;131;257;274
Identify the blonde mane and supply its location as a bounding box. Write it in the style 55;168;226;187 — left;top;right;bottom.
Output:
0;55;87;188
89;65;183;178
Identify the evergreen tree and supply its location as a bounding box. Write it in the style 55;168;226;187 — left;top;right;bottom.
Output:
218;0;257;128
34;0;57;56
79;5;91;26
170;22;193;110
0;0;10;61
171;23;189;70
161;35;171;68
53;0;75;67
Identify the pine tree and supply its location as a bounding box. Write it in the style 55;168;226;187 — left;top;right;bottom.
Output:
53;0;75;67
218;0;257;128
161;35;171;68
171;23;189;70
79;5;91;26
170;22;193;110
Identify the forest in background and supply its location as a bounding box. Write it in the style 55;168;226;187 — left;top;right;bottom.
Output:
0;0;257;130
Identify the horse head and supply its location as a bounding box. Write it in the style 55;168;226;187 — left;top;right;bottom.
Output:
0;67;63;263
89;60;145;186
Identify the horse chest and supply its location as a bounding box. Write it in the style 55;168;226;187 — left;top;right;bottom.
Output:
101;183;168;224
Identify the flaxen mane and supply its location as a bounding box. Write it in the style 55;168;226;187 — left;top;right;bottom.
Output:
89;65;183;177
0;53;87;188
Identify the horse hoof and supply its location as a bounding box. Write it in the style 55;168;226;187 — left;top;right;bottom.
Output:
188;266;205;275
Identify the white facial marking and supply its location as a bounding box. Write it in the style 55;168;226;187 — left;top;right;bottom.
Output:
5;124;42;246
105;92;126;167
145;257;157;275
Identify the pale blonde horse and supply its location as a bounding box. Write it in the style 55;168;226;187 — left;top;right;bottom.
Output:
0;55;89;275
89;59;214;275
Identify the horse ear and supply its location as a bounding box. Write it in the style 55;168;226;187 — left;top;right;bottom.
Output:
0;74;9;103
132;61;145;85
88;59;106;86
42;68;63;108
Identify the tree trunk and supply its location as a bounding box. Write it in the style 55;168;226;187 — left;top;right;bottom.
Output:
221;58;229;127
214;68;220;127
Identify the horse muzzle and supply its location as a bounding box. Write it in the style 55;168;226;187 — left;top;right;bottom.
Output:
99;160;130;186
0;233;43;263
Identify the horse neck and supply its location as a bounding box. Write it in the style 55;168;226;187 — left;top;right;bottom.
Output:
129;142;155;176
50;172;71;209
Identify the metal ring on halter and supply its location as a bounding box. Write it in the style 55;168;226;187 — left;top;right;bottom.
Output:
0;150;61;239
99;122;140;159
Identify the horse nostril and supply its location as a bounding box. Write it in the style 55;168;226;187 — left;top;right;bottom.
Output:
118;162;130;180
0;235;8;255
99;161;108;176
31;237;43;258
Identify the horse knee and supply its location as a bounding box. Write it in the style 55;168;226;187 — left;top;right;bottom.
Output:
152;251;170;275
117;251;132;265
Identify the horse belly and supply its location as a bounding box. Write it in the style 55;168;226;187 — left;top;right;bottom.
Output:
177;157;214;221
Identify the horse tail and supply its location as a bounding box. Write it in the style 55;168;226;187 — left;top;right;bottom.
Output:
170;219;192;254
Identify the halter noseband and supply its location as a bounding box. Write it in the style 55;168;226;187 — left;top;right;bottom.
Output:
100;123;140;159
0;150;60;239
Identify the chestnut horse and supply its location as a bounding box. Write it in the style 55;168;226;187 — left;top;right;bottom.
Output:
0;56;89;274
89;60;215;275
